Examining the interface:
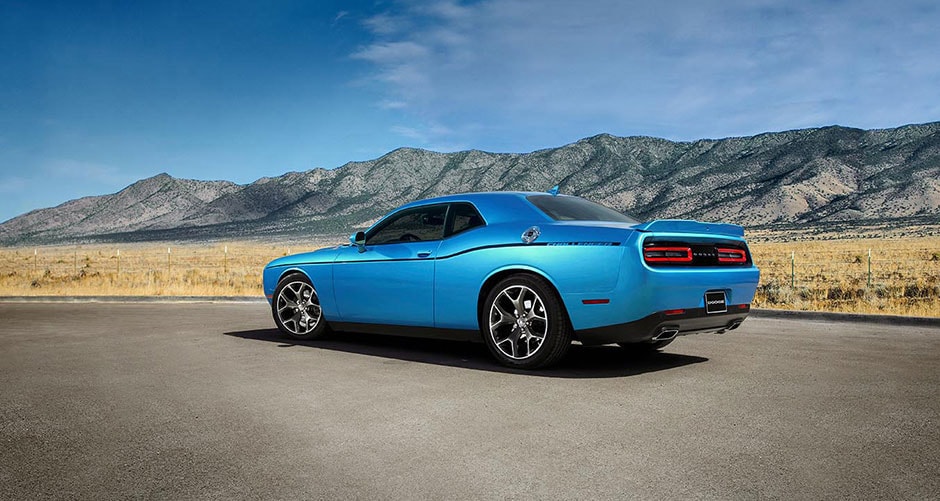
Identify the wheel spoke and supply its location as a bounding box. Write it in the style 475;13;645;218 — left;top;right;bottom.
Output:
509;289;525;316
508;328;519;357
494;329;514;344
289;311;302;325
489;303;514;330
525;302;546;322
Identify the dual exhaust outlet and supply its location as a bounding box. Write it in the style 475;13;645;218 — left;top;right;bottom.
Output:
652;327;679;341
652;318;744;341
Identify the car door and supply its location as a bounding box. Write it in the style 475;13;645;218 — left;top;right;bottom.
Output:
332;204;446;326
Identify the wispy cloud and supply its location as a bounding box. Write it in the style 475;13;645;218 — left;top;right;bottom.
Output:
390;122;468;153
40;159;137;187
353;0;940;147
332;11;349;26
362;12;411;35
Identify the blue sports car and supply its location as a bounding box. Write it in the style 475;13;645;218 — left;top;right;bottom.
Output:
263;191;760;369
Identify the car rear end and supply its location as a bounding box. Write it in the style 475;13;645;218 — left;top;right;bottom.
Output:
573;220;760;345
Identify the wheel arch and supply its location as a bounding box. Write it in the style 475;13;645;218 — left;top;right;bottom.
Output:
476;266;567;331
276;267;313;285
272;267;320;305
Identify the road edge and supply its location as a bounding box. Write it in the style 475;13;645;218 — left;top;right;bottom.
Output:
0;295;267;304
0;296;937;327
750;308;940;327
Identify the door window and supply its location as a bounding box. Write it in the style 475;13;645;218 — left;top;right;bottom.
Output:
368;205;447;244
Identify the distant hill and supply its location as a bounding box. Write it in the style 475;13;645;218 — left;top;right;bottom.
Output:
2;122;939;245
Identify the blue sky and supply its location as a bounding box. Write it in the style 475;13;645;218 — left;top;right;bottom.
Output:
1;0;938;223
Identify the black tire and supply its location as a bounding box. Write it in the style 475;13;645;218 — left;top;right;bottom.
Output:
272;272;330;340
481;273;572;369
617;338;674;352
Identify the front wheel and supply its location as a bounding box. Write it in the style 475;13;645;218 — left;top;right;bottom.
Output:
482;274;572;369
272;273;330;340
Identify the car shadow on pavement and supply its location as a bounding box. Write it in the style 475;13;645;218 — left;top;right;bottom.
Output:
223;329;708;379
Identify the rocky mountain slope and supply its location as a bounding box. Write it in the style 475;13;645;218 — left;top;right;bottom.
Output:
2;122;939;244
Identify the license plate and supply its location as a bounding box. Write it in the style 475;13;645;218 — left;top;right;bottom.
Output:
705;291;727;314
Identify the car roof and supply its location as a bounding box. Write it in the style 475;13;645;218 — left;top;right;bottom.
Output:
396;191;556;224
399;191;541;205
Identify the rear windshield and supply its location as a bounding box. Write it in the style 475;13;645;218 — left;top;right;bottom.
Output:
527;195;639;223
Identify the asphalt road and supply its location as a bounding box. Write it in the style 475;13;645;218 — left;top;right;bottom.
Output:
1;302;938;500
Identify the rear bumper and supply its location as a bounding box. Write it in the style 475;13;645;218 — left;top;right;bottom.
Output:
575;305;750;346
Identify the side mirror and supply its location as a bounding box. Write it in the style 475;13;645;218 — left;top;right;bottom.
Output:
352;231;366;253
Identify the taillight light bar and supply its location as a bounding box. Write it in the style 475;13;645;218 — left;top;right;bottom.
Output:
643;246;693;263
716;247;747;263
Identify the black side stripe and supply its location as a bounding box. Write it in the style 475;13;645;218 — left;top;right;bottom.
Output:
267;241;621;268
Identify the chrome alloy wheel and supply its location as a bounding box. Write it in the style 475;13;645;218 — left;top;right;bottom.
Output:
275;281;322;335
488;285;548;360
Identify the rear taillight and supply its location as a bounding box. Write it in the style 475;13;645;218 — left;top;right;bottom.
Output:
716;248;747;263
644;246;693;263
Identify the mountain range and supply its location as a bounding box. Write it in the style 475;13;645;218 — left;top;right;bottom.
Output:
2;122;939;245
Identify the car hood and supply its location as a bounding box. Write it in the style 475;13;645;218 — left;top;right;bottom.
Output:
265;245;344;268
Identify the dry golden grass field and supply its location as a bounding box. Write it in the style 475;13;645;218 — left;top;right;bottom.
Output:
1;236;938;317
749;237;940;317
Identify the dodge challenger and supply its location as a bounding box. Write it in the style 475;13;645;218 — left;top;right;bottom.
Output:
263;191;760;369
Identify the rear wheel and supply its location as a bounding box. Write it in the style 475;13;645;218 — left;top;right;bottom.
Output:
482;274;572;369
272;273;330;340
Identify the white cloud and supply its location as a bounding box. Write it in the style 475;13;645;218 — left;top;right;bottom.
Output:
391;125;427;141
362;13;411;35
352;40;429;63
352;0;940;147
379;99;408;109
390;120;470;153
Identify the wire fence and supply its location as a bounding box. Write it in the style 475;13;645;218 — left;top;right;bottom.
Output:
0;243;324;296
1;241;938;315
751;245;940;315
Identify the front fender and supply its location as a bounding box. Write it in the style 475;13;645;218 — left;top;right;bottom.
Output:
262;264;339;321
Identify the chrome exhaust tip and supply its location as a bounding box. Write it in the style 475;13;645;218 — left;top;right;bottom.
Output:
717;319;744;334
652;327;679;341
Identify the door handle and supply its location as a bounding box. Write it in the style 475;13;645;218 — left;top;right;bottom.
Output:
417;251;432;258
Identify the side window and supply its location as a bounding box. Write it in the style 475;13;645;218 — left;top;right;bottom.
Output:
448;203;485;237
368;205;447;244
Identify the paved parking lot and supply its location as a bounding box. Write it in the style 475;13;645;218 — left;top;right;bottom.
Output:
1;302;938;499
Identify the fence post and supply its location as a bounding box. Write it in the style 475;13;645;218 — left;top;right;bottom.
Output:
224;245;228;274
116;249;121;276
790;251;795;288
167;247;171;276
32;249;37;277
867;248;872;288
